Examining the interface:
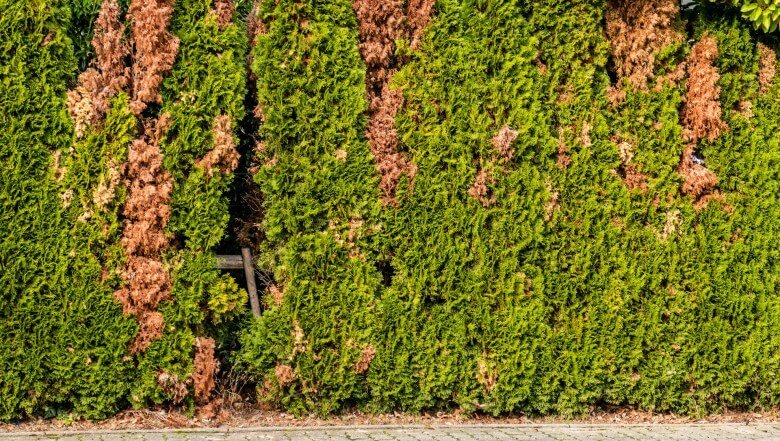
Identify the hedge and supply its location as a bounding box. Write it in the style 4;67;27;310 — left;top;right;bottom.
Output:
238;0;780;417
4;0;780;422
0;0;136;420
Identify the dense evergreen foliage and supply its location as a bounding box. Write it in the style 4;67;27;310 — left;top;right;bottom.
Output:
238;0;385;414
239;0;780;417
0;0;136;420
4;0;780;422
132;0;249;409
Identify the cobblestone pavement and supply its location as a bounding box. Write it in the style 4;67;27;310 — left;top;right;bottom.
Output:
4;424;780;440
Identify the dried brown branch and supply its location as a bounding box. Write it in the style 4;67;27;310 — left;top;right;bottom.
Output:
606;0;682;90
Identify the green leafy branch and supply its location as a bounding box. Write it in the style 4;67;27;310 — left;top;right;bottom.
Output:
712;0;780;32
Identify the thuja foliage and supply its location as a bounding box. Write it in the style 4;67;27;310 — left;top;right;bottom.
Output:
368;0;557;414
5;0;780;422
680;5;780;409
573;4;780;414
129;0;249;408
0;0;75;419
238;0;385;415
66;0;128;70
56;93;139;419
0;0;136;420
240;0;780;417
1;0;250;420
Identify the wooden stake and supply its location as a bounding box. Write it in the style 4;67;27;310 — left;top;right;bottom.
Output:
215;254;244;269
242;247;261;317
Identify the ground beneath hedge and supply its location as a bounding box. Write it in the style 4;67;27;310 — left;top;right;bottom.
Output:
4;405;780;432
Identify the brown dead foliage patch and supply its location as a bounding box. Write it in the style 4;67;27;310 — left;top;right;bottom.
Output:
115;258;170;317
193;337;220;404
128;0;179;114
556;128;571;169
607;85;627;107
477;355;497;392
694;191;727;212
354;344;376;374
328;217;367;258
275;364;296;386
42;32;55;46
212;0;235;28
268;284;284;306
468;125;519;206
291;320;308;357
614;140;648;192
365;76;416;206
492;125;518;163
68;72;101;138
535;58;549;75
622;165;649;192
658;209;681;242
735;100;753;119
617;140;633;164
197;115;240;178
606;0;683;90
544;179;559;222
516;272;533;294
157;371;189;404
758;42;776;93
120;129;173;255
117;257;170;353
78;208;95;224
131;310;166;354
195;399;223;421
557;87;574;105
579;120;592;148
406;0;435;51
353;0;434;204
468;169;495;207
116;117;174;353
557;148;571;169
347;217;366;258
93;0;131;91
353;0;405;90
682;36;727;143
246;1;267;49
68;0;130;136
679;145;718;204
93;164;122;210
60;189;74;208
678;36;723;208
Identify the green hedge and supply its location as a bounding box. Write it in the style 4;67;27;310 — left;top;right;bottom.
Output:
238;0;385;415
1;0;250;419
0;0;136;420
129;0;250;408
239;0;780;417
4;0;780;422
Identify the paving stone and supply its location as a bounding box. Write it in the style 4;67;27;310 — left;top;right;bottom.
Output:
4;424;780;441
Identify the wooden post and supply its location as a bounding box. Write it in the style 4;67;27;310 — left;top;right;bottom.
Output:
215;255;244;269
242;247;261;317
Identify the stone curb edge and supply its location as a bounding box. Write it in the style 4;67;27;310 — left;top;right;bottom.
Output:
3;422;779;437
